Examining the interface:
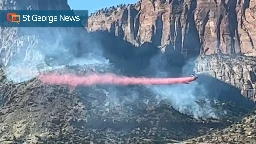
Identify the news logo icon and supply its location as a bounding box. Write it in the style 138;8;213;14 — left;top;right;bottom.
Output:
6;12;20;23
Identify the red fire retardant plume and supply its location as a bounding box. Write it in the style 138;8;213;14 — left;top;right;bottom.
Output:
37;73;197;87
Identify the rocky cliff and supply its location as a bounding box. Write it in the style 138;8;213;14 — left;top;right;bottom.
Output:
88;0;256;102
88;0;256;56
195;56;256;102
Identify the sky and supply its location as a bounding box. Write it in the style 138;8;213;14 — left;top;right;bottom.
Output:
68;0;138;14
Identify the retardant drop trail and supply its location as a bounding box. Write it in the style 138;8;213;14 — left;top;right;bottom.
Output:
37;73;197;87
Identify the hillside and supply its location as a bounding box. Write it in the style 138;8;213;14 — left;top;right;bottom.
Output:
185;109;256;143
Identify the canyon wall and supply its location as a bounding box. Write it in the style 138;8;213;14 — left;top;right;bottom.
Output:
88;0;256;56
88;0;256;102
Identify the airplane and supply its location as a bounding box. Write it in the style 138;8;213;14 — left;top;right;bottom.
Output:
191;74;198;80
183;74;198;84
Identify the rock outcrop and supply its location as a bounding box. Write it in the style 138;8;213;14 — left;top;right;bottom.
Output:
195;56;256;102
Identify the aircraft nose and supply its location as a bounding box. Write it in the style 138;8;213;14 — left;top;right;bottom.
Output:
190;74;198;79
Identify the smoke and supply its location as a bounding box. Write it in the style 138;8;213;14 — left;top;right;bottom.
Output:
3;27;110;83
1;26;218;119
147;55;218;118
1;26;144;121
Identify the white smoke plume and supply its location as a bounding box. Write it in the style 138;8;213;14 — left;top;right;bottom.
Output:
146;54;218;118
1;27;143;121
1;26;219;119
2;27;110;83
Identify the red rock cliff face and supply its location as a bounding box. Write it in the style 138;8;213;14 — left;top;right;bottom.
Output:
88;0;256;101
88;0;256;56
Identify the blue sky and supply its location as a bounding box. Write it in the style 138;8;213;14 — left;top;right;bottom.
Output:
68;0;138;13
